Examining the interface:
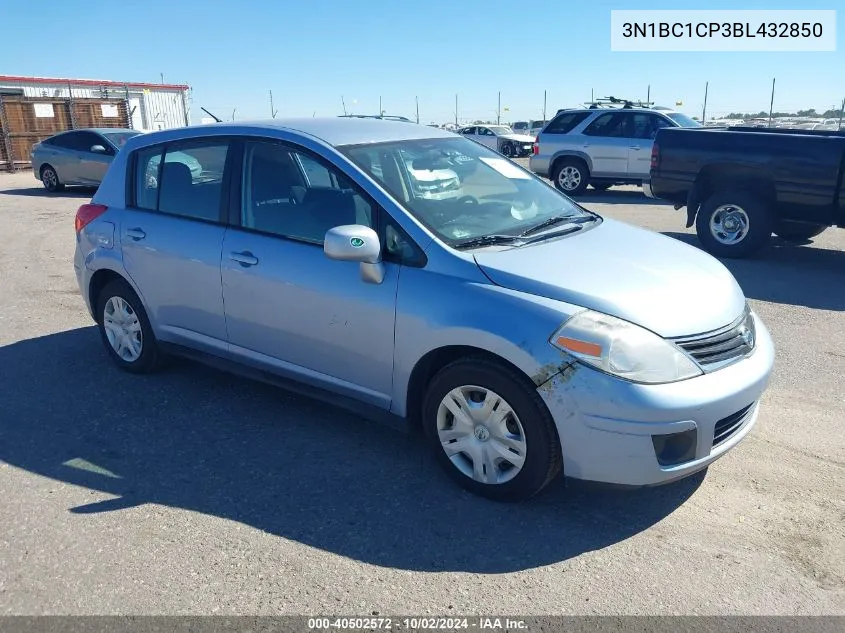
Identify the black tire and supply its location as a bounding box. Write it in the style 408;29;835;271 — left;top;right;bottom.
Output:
40;164;64;192
551;158;589;195
422;357;562;502
695;190;773;258
95;278;162;374
500;141;514;157
590;183;612;192
773;220;827;243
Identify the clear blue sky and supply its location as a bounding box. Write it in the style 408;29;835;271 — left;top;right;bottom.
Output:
5;0;843;123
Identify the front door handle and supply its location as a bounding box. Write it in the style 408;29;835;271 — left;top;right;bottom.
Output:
230;251;259;267
126;228;146;240
629;146;642;150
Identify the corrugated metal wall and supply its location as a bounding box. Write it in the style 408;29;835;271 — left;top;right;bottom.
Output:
0;79;190;132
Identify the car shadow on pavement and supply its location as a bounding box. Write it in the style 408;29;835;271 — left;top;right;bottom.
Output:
663;231;845;312
0;327;703;573
0;186;96;198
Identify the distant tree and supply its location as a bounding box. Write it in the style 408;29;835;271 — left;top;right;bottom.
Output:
797;109;818;117
822;109;843;118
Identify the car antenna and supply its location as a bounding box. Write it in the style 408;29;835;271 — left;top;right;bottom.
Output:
200;107;222;123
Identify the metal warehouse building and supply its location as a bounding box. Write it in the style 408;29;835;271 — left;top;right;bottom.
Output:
0;74;190;170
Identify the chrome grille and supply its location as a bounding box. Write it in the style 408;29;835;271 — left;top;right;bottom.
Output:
672;308;755;371
713;402;756;447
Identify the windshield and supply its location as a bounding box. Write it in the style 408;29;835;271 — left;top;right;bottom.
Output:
666;113;702;128
102;131;141;148
340;137;592;245
488;126;514;135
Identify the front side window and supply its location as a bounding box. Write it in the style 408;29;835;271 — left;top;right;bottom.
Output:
461;127;476;135
341;137;592;246
133;141;229;221
240;141;375;244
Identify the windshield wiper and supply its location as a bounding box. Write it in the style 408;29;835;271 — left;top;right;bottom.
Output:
453;234;523;250
519;214;596;237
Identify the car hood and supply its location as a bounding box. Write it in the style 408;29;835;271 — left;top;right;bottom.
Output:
500;133;536;143
473;218;746;337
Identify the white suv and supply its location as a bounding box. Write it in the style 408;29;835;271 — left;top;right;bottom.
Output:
529;107;700;195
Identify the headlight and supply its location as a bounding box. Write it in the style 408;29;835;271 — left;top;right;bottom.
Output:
550;310;702;384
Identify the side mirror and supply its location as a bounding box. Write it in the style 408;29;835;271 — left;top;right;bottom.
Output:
324;225;384;284
90;144;107;154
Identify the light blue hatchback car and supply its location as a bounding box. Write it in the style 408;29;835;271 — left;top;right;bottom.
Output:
74;118;774;501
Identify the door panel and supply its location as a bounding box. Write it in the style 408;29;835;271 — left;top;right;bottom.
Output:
120;140;231;353
121;210;228;352
221;232;399;406
221;139;398;407
582;113;631;176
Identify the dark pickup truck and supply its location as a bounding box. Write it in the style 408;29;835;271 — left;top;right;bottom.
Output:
645;127;845;257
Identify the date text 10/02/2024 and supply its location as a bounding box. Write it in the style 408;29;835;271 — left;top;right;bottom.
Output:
307;617;528;630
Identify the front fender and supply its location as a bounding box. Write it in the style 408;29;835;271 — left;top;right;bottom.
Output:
391;266;582;417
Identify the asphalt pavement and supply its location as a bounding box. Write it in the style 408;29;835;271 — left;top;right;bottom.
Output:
0;168;842;615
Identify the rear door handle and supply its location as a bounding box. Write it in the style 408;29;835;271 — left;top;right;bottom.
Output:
126;228;146;240
629;146;642;150
230;251;259;267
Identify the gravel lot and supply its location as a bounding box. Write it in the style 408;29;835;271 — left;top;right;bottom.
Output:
0;165;843;615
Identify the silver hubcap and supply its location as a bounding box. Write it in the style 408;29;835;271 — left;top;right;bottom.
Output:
557;166;581;191
43;169;56;188
710;204;750;245
103;296;143;362
437;386;527;485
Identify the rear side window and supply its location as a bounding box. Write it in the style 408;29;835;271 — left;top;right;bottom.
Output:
544;112;590;134
583;112;628;137
48;132;82;150
133;141;229;222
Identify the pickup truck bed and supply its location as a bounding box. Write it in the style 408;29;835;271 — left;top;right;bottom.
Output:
647;126;845;257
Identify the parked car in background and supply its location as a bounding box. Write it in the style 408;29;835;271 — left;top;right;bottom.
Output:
74;118;773;501
31;128;142;192
528;120;548;137
459;124;535;157
511;121;530;134
647;126;845;258
529;107;701;194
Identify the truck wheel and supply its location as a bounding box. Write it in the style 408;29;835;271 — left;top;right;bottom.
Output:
773;220;827;243
696;190;772;258
552;158;589;195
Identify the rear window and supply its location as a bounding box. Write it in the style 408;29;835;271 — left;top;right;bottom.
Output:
543;112;590;134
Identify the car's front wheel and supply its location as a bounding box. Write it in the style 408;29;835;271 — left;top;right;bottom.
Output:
96;279;163;373
422;358;562;501
500;141;515;157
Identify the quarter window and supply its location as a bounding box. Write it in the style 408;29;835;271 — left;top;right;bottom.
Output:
133;141;229;222
240;141;376;244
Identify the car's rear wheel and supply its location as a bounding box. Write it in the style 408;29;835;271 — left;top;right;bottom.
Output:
696;190;773;258
552;158;589;195
40;164;64;192
96;279;162;373
422;357;562;501
773;220;827;243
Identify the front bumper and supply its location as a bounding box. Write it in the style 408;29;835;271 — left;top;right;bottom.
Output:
538;313;775;486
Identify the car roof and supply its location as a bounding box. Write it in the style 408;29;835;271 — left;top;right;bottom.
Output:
562;107;679;115
124;118;454;148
